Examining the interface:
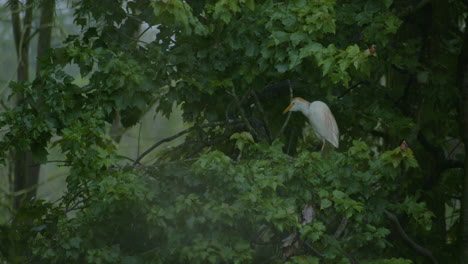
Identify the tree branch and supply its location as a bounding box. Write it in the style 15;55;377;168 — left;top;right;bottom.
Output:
274;80;293;140
333;217;348;239
132;119;242;165
251;90;272;143
186;133;233;158
231;86;256;136
154;140;198;162
384;209;439;264
304;240;324;258
338;80;369;99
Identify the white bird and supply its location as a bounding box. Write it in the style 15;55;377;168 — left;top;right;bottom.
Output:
283;97;339;151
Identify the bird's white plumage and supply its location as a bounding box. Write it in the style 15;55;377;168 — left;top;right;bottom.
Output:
284;98;339;148
308;101;339;148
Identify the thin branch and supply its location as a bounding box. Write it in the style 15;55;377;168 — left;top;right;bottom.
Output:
137;121;143;157
304;240;324;258
132;119;242;165
115;159;198;170
66;196;92;213
132;127;194;165
186;133;233;158
337;81;369;99
446;140;462;158
333;217;348;239
154;140;198;162
137;24;153;41
30;160;69;167
117;155;135;163
127;14;145;23
252;90;272;143
0;92;11;109
274;80;293;140
342;249;357;264
231;86;256;136
105;31;149;46
384;209;439;264
253;225;271;244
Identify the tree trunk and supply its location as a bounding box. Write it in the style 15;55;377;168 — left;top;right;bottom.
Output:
458;25;468;264
11;0;38;210
36;0;55;76
10;0;54;209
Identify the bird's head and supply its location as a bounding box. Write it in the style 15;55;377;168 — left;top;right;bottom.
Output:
283;97;310;113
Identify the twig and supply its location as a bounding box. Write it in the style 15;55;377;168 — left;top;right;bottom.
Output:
253;225;271;244
127;14;145;23
30;160;69;167
132;119;242;165
285;129;296;155
304;240;324;258
154;140;198;162
337;81;369;99
186;133;232;158
342;249;357;264
0;99;10;110
333;217;348;239
274;80;293;140
117;155;135;163
251;90;272;143
115;159;198;170
137;24;153;41
231;86;256;136
384;209;439;264
66;196;92;213
137;121;143;157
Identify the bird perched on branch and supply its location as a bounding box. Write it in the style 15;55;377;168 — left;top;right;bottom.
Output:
283;97;339;151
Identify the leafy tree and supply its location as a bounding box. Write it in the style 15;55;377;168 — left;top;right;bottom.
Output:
0;0;466;263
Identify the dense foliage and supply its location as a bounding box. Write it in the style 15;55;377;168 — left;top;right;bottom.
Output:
0;0;466;263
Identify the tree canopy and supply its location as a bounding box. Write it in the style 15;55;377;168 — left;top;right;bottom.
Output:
0;0;467;263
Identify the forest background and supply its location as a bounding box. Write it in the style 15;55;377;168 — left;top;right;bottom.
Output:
0;0;467;263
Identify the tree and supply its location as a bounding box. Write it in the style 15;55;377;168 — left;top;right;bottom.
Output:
8;0;55;209
0;0;466;263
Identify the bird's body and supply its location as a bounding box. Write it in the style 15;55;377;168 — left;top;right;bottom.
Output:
283;97;339;150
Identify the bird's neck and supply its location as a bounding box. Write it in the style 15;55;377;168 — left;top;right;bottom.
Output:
297;101;310;115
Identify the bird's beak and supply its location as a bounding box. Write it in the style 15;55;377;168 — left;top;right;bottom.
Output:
283;103;293;113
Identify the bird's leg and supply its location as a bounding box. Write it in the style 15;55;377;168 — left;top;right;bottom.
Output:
321;141;325;152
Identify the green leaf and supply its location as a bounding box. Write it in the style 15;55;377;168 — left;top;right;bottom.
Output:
244;0;255;11
290;32;307;47
271;31;290;45
320;199;332;209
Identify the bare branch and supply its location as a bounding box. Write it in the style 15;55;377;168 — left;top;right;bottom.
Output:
251;90;272;143
115;159;198;170
274;80;293;140
342;249;357;264
186;133;233;158
154;140;198;162
137;24;153;41
230;86;256;136
304;240;324;258
338;81;369;99
132;119;242;165
384;209;439;264
333;217;348;239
